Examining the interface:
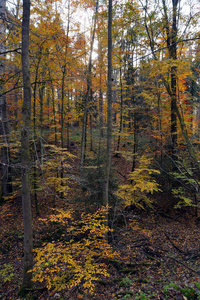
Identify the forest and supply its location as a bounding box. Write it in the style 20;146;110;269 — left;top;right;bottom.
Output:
0;0;200;299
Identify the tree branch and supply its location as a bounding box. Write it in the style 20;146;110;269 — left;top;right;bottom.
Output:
0;48;21;55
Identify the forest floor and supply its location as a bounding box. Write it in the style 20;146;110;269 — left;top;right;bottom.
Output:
0;151;200;300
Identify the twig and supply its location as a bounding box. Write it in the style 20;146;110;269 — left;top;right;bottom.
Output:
163;231;185;254
117;170;127;179
166;255;200;275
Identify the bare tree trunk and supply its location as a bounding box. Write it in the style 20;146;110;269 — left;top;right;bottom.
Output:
33;57;41;216
155;78;163;162
170;0;178;162
50;76;58;207
66;88;70;148
80;0;99;168
0;0;12;203
103;0;112;206
89;114;93;151
51;79;58;146
20;0;33;292
131;113;138;174
116;63;123;154
98;39;104;139
160;0;178;164
39;78;44;171
13;0;20;130
60;0;70;198
60;63;65;198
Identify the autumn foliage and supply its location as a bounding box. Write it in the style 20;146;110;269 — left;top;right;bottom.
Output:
0;0;200;298
31;207;116;294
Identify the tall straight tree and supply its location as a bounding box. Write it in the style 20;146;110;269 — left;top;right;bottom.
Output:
80;0;99;168
20;0;33;292
142;0;200;175
162;0;178;162
162;0;200;172
103;0;112;206
0;0;12;203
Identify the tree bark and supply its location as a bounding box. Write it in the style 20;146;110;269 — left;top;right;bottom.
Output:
20;0;33;291
103;0;112;206
0;0;12;203
33;56;41;216
116;63;123;154
80;0;99;168
170;0;178;162
98;40;104;139
60;0;71;198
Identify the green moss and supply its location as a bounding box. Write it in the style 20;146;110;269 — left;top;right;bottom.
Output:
180;287;198;300
119;277;132;287
163;282;180;295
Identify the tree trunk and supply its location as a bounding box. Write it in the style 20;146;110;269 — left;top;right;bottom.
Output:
155;78;163;162
39;80;44;172
33;57;41;216
50;80;58;145
20;0;33;292
98;40;104;139
170;0;178;162
132;113;138;174
60;0;70;198
89;114;93;151
103;0;112;206
0;0;12;203
66;88;70;148
80;0;99;168
116;63;123;154
13;0;20;130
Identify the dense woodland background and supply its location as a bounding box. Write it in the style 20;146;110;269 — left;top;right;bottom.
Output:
0;0;200;299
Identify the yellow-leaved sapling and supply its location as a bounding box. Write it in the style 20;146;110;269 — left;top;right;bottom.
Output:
117;155;161;209
30;206;117;294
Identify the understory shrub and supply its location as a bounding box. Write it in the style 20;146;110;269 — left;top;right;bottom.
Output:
117;154;161;209
31;206;117;294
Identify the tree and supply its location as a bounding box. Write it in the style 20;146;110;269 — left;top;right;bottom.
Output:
103;0;112;206
20;0;33;292
80;0;99;168
0;0;12;203
161;0;178;162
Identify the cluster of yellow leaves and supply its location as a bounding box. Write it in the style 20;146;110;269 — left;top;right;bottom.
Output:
31;206;116;294
117;155;161;208
171;171;198;209
41;145;76;196
172;187;193;209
